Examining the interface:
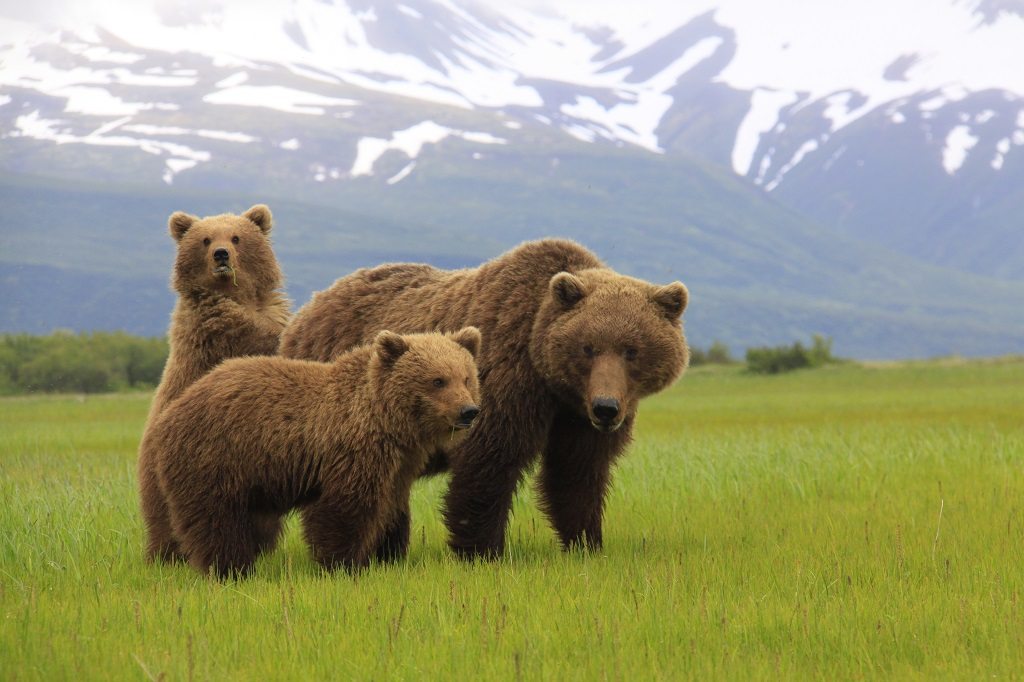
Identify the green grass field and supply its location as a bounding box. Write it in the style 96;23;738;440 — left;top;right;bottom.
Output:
2;360;1023;679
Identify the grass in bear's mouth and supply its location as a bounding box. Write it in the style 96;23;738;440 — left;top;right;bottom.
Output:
214;265;238;286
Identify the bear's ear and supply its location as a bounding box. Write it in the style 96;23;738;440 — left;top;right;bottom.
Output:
651;282;689;321
168;212;197;242
373;330;409;367
550;272;586;308
450;326;482;359
243;204;273;234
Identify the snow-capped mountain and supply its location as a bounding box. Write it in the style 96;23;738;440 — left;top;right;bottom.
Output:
2;0;1024;356
5;0;1024;173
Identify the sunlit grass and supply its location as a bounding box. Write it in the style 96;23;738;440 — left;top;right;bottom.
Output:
2;361;1022;679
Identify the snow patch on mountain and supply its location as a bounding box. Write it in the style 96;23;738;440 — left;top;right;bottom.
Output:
991;118;1024;169
215;72;250;88
202;85;359;115
943;125;980;174
560;36;723;152
276;0;544;109
992;137;1011;169
7;110;211;184
822;92;871;132
64;42;145;65
396;5;422;20
121;124;258;143
350;121;507;180
764;139;819;192
0;40;190;118
733;89;799;175
163;158;199;184
386;161;416;185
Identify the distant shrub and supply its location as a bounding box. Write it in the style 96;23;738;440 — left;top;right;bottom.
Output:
706;340;734;365
19;346;114;393
745;335;838;374
688;339;736;367
0;332;168;394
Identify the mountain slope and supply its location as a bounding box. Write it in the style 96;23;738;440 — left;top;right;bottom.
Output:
4;141;1024;359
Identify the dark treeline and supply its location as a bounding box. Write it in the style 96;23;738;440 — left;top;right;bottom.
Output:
0;332;839;395
691;335;839;373
0;331;167;394
745;335;839;374
688;340;737;367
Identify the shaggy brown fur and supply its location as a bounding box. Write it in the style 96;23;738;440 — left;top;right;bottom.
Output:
279;239;689;559
139;204;291;563
148;328;481;578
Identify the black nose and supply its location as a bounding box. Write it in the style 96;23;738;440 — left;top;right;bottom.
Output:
458;405;480;423
591;397;620;423
213;248;229;263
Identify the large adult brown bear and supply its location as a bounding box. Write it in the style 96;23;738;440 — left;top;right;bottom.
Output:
139;204;291;563
279;239;689;560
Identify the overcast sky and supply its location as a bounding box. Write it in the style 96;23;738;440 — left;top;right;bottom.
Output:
0;0;659;26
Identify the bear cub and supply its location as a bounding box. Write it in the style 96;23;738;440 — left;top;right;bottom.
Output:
149;328;482;578
139;204;291;562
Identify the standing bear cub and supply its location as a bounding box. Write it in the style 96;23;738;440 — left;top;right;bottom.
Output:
150;328;482;578
280;239;689;560
139;204;291;563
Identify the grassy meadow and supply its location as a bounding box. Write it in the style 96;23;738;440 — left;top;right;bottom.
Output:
1;359;1023;679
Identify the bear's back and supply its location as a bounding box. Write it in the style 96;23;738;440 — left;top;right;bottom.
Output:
281;263;467;361
152;351;374;482
281;239;604;364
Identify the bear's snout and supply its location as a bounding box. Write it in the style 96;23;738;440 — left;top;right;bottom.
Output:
586;354;627;432
590;396;621;431
213;247;230;265
454;404;480;429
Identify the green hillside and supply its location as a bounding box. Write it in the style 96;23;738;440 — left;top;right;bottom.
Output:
3;138;1024;358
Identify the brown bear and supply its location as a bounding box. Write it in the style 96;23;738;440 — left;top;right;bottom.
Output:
279;238;689;560
148;328;482;578
139;204;291;563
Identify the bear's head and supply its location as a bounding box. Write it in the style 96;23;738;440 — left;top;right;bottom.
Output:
370;327;483;448
168;204;282;302
530;269;689;433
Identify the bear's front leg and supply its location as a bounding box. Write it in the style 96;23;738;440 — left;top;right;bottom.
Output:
538;410;633;551
442;382;554;560
300;498;380;572
373;505;410;564
194;294;249;337
193;295;278;352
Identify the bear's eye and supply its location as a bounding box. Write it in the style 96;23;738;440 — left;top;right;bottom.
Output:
203;237;211;246
232;235;240;244
583;344;595;358
624;347;639;361
432;378;446;389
